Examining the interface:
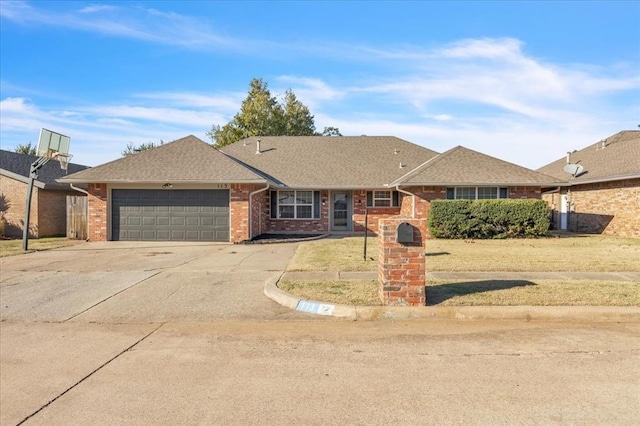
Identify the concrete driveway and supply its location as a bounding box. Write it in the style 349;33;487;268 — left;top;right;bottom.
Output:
0;241;303;323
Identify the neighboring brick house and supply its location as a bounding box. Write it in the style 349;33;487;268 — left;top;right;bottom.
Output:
0;150;89;238
59;135;561;243
537;130;640;238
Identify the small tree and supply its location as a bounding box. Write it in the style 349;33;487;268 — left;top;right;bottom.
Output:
320;126;342;136
122;140;164;156
15;143;37;156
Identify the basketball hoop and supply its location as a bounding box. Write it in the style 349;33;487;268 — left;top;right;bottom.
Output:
53;152;73;171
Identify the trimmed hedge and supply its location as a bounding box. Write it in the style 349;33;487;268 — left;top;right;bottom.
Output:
427;199;550;239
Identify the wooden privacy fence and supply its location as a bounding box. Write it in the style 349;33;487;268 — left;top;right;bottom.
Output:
67;195;88;240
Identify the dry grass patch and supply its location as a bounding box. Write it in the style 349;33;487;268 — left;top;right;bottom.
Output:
279;278;639;307
426;279;640;306
288;235;640;273
0;237;84;257
287;236;378;272
427;235;640;272
279;279;382;306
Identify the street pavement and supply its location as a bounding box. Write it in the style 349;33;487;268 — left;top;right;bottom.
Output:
1;241;639;425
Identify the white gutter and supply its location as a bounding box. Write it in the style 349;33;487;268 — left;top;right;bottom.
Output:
248;183;270;239
395;186;416;218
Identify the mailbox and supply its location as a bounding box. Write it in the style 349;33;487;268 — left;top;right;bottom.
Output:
397;222;414;243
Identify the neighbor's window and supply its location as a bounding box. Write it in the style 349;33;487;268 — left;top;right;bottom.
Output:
446;187;508;200
366;190;399;207
270;190;320;219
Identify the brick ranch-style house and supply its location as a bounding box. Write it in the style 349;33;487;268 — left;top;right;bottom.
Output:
538;130;640;238
58;135;561;243
0;149;89;238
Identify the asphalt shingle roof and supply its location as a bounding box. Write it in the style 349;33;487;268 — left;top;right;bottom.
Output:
59;135;266;184
222;136;439;188
394;146;563;186
0;149;89;189
536;130;640;184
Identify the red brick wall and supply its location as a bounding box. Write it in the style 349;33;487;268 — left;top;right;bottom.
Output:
378;218;427;306
230;184;251;243
87;183;108;241
0;175;37;237
509;186;542;199
250;189;268;239
0;175;75;238
352;190;401;234
562;178;639;237
38;189;76;237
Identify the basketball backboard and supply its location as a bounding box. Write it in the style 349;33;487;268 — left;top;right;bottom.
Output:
37;128;70;159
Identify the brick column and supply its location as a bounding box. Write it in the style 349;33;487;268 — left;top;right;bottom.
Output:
378;218;426;306
87;183;107;241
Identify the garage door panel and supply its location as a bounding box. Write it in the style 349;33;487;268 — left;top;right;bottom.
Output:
112;189;229;242
128;217;141;226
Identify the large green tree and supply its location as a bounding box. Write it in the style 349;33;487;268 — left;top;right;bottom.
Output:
207;78;317;148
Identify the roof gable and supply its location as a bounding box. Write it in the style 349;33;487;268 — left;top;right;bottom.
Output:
537;130;640;183
59;135;266;184
222;136;439;188
0;149;89;188
395;146;563;186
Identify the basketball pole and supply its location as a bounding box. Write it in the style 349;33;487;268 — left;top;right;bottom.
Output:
22;157;51;251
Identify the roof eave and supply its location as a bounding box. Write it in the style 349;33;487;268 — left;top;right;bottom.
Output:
566;173;640;186
1;169;46;189
56;178;268;185
395;181;567;187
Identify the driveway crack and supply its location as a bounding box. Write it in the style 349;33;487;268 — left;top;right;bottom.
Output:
16;322;165;426
63;271;162;322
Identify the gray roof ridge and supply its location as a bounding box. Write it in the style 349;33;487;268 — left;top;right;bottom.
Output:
218;149;283;186
388;150;446;186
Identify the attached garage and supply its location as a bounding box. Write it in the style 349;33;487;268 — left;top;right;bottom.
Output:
112;189;229;241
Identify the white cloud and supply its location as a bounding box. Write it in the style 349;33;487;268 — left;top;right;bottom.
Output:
1;1;237;50
274;76;344;108
133;91;243;110
78;5;117;14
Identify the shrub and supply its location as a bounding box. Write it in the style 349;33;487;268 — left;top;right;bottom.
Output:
428;199;549;239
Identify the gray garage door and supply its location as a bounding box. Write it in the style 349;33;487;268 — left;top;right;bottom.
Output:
112;189;229;241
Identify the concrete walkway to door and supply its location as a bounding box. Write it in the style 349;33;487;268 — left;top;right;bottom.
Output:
0;241;307;323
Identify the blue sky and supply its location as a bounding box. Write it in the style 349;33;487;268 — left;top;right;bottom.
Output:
1;1;638;169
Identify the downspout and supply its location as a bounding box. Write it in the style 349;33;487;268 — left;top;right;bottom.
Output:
249;183;270;240
70;183;89;196
395;186;415;218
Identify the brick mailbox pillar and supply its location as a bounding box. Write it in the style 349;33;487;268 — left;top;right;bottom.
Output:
378;218;426;306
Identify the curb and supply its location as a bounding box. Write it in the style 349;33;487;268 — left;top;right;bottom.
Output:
264;277;640;322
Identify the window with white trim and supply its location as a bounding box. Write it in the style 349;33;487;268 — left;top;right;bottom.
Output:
270;190;320;219
446;187;508;200
366;190;399;207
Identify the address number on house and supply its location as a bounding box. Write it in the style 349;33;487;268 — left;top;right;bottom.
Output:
215;184;229;189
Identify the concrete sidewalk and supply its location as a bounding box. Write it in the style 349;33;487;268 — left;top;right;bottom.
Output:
281;270;640;281
269;270;640;322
